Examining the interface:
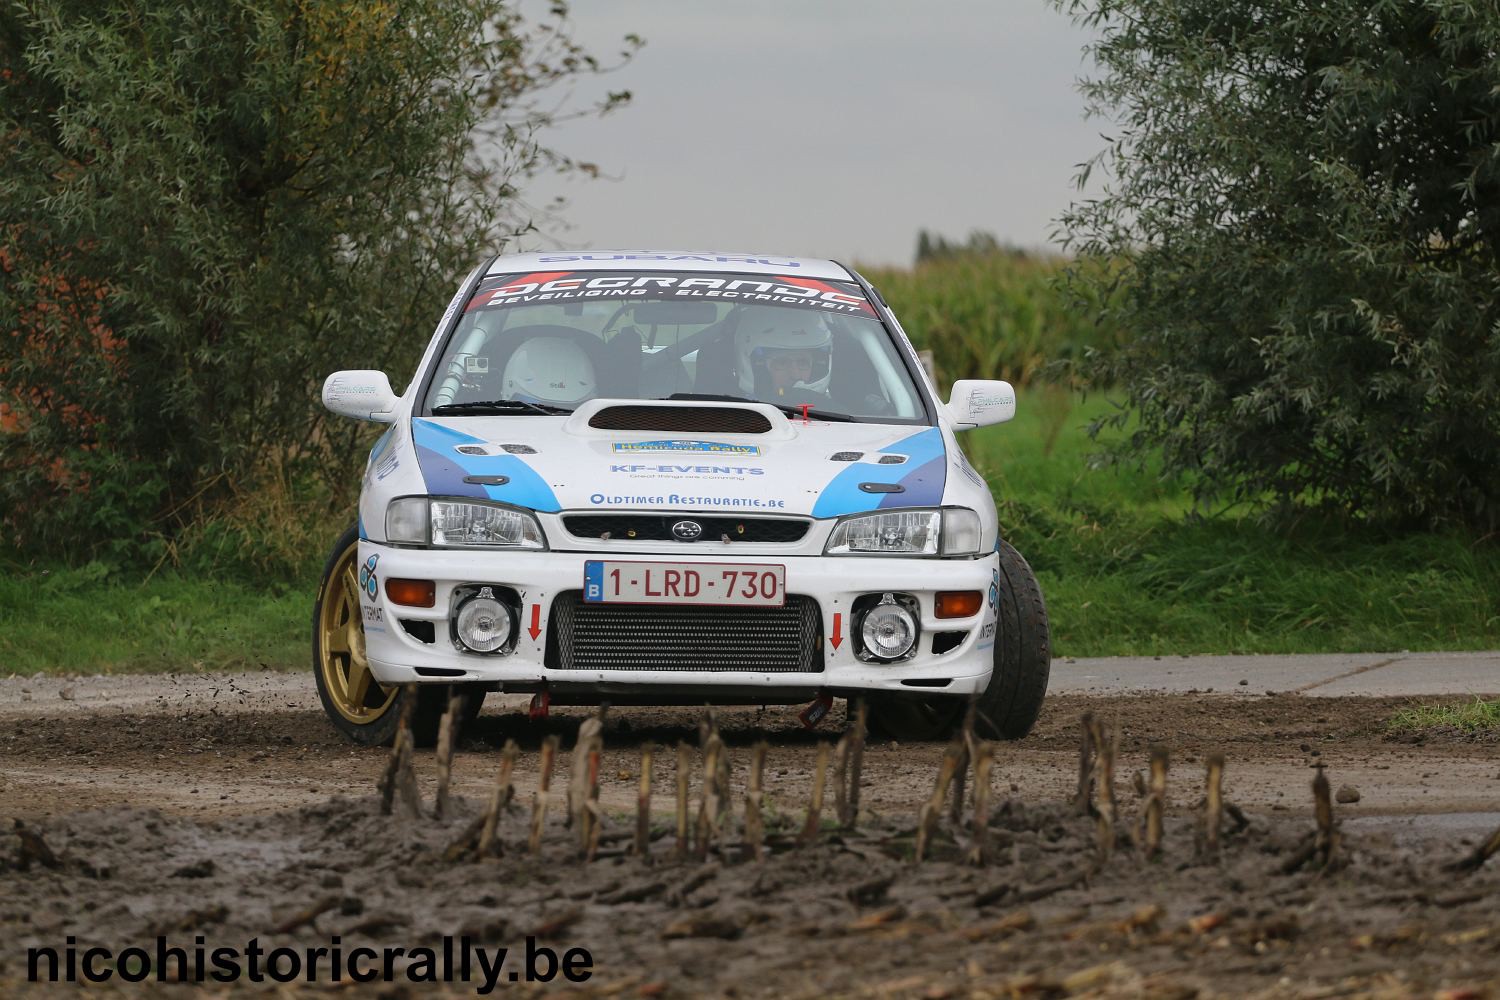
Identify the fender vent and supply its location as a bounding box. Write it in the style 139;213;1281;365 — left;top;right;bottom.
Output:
931;631;968;655
588;405;773;434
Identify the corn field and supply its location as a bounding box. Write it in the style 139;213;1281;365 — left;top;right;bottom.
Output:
861;251;1123;389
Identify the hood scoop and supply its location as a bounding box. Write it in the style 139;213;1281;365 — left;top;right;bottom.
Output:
587;404;773;434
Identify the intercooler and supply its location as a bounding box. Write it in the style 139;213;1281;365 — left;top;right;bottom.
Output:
545;591;824;673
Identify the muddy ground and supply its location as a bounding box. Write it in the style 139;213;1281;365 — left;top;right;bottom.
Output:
2;673;1499;997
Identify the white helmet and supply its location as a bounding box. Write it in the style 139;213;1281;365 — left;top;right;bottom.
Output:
501;337;596;406
733;306;833;396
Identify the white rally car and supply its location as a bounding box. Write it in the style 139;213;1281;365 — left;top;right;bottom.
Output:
314;251;1049;745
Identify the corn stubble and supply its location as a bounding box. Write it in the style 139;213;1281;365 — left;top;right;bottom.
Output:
388;708;1498;910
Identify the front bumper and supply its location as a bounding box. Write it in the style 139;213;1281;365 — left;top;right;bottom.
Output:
358;541;1000;700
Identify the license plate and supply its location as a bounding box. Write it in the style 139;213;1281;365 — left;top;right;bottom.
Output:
583;561;786;607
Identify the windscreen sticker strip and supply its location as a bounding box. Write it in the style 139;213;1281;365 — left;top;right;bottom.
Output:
468;271;878;318
528;253;806;267
811;428;947;519
411;419;561;512
464;272;574;313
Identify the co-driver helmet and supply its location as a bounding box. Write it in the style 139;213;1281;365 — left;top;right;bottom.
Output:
500;337;597;407
733;306;833;396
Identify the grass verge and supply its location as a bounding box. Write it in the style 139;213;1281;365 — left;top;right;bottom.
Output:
3;391;1498;675
966;389;1500;657
1387;699;1500;735
0;561;308;676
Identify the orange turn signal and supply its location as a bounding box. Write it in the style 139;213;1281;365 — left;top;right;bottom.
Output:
935;590;983;619
385;578;436;608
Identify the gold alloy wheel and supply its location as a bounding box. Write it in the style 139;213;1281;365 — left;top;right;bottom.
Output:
318;540;398;725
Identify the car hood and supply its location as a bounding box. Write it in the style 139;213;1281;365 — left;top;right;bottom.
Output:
409;402;946;520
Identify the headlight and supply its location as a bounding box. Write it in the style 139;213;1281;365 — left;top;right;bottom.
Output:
824;508;983;557
826;510;940;555
432;500;545;548
385;497;547;549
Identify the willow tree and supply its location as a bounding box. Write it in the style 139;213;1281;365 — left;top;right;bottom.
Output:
1058;1;1500;529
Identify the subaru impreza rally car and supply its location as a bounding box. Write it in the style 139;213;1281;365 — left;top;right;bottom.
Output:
315;251;1050;745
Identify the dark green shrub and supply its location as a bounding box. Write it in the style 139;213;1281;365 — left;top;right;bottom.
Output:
0;1;636;564
1057;0;1500;529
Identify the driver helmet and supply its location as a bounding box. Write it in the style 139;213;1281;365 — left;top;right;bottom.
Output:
500;336;597;406
733;306;833;396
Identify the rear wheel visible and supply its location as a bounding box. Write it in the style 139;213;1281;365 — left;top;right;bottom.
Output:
312;525;485;746
868;538;1051;741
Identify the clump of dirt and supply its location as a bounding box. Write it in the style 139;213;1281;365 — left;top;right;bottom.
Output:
2;787;1498;998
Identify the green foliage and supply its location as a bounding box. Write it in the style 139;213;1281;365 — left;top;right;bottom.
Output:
0;0;637;561
862;248;1123;389
170;472;343;581
1055;0;1500;529
963;394;1500;656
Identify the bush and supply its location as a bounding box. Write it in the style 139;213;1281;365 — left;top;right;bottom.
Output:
1056;0;1500;530
0;0;637;564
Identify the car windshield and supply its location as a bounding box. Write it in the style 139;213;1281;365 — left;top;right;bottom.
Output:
421;270;929;423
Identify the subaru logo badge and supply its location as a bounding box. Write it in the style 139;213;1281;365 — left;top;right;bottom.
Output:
671;520;703;541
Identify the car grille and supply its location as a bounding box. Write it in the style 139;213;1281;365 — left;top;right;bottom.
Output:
545;592;823;673
588;405;772;433
562;514;810;543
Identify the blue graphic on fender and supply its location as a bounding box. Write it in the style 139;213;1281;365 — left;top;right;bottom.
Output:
411;419;561;511
358;554;379;599
811;427;947;518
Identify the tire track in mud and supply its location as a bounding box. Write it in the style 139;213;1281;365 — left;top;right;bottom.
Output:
2;682;1498;819
2;678;1500;996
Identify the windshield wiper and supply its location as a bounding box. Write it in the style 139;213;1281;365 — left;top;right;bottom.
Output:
662;393;856;422
430;399;573;416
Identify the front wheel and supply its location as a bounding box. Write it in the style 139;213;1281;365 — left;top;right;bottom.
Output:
312;525;485;746
868;538;1051;741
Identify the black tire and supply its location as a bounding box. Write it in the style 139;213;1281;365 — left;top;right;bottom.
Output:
867;539;1051;741
410;685;487;748
975;538;1051;738
312;525;486;747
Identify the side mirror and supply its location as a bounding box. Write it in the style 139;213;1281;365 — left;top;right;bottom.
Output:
946;379;1016;430
322;370;399;422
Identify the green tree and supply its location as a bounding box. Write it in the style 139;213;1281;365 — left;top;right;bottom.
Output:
1056;0;1500;529
1;0;637;560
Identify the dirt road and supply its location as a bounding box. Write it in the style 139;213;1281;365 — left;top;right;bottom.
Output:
2;673;1499;997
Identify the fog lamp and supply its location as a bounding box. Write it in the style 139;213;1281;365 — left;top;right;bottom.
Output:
860;593;917;661
454;587;514;654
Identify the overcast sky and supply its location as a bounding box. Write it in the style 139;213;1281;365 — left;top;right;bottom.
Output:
517;1;1103;268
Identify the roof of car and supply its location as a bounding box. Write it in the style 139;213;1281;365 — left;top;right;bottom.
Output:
486;249;854;280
